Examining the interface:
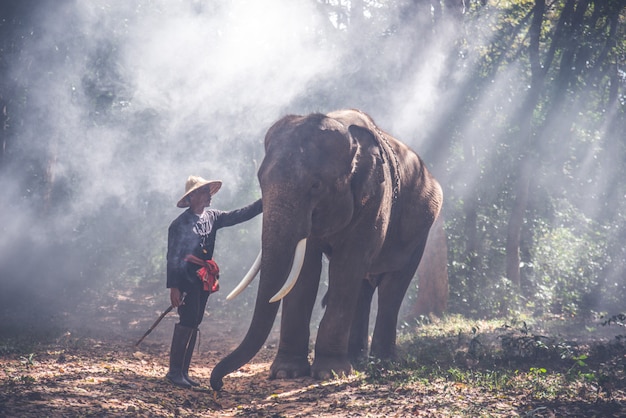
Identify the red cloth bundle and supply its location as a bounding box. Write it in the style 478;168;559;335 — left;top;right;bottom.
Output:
184;255;220;293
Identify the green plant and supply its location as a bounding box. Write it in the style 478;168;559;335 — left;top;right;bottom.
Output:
19;353;37;367
528;200;609;317
601;313;626;328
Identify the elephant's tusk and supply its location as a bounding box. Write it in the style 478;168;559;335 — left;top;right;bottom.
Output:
226;250;262;300
269;238;307;303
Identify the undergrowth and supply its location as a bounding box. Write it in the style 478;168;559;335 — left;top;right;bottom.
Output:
357;314;626;403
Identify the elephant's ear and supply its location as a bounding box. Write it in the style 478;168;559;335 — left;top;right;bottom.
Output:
348;125;382;162
348;124;385;198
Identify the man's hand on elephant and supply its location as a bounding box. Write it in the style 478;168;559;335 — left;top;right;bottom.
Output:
170;287;184;307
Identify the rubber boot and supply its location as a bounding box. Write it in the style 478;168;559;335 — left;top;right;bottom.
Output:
182;328;199;386
166;323;194;388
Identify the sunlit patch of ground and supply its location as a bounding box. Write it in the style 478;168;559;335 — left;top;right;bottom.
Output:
1;302;625;416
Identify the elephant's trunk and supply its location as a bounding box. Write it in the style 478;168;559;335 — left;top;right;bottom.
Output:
210;229;307;391
210;295;281;390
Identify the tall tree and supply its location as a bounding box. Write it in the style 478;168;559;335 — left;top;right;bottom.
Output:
505;0;547;287
506;0;626;291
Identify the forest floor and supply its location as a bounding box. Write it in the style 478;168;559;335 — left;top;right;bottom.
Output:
1;288;625;417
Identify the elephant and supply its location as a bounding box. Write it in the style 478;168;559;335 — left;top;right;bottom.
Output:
210;109;443;391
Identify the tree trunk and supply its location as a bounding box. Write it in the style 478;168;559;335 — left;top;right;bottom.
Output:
505;0;545;287
413;215;449;316
506;158;531;287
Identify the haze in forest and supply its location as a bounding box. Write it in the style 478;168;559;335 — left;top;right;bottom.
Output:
0;1;624;336
0;0;444;334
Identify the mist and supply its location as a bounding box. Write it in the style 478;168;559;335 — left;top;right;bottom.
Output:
0;0;440;338
1;0;624;341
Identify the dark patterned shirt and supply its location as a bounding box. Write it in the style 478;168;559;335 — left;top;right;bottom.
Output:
166;199;262;289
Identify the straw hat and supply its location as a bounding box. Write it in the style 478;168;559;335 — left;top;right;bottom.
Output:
177;175;222;208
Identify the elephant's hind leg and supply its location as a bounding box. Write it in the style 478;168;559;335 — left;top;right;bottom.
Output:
371;256;422;359
348;277;376;363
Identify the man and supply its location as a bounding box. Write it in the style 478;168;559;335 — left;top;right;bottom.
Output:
166;175;262;388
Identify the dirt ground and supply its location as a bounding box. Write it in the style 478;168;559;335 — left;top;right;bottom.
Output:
1;290;625;417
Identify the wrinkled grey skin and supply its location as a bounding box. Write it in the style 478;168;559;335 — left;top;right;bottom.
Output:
210;109;443;391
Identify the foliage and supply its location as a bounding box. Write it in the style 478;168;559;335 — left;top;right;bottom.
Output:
602;313;626;328
445;193;520;317
437;0;626;319
527;200;609;316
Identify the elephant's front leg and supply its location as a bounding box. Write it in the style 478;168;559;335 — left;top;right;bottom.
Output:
270;247;322;379
312;259;368;380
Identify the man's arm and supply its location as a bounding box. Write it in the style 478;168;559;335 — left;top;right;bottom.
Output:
215;198;262;229
170;287;184;307
166;217;191;289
